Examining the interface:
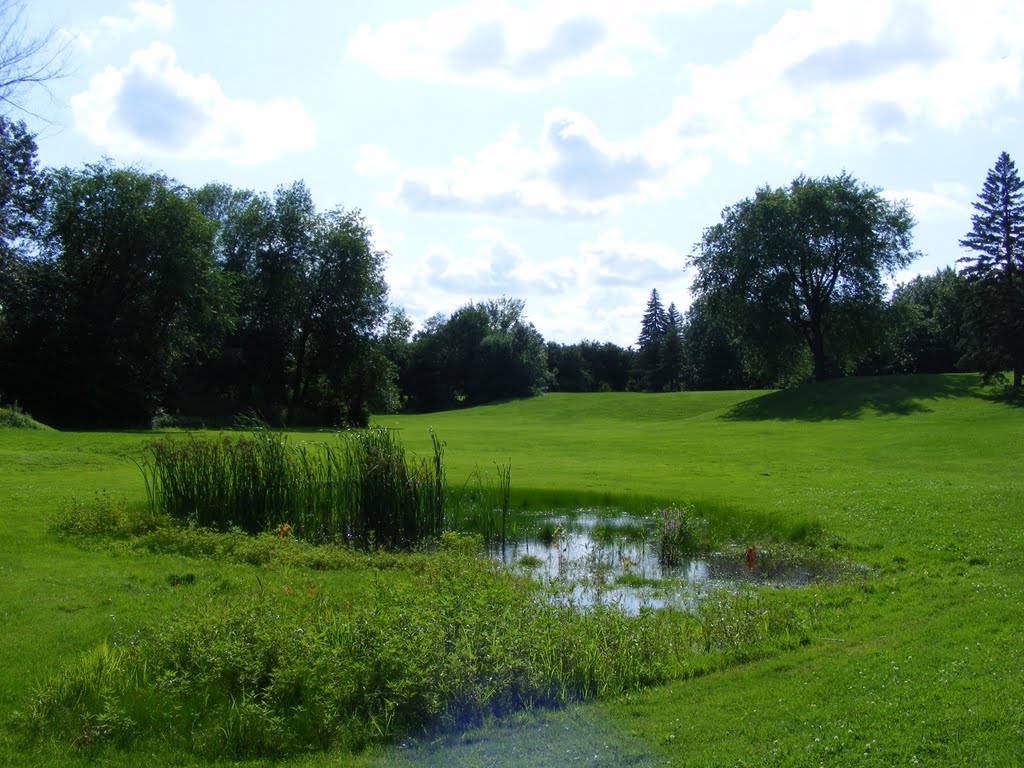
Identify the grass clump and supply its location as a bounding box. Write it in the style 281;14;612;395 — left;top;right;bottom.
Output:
139;425;445;549
17;549;816;760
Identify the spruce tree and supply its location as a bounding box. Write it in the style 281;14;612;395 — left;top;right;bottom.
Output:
958;151;1024;389
662;302;683;391
636;288;667;390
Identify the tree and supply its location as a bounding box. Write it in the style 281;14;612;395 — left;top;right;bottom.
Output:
693;173;917;383
188;181;390;425
634;288;666;390
678;296;750;390
661;302;683;391
887;268;966;374
958;151;1024;389
402;298;549;411
0;0;67;115
0;115;41;392
3;162;230;425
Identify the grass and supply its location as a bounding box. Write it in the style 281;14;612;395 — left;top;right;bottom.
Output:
140;426;445;548
0;373;1022;766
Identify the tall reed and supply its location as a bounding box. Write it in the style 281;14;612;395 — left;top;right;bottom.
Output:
447;462;513;548
139;425;445;549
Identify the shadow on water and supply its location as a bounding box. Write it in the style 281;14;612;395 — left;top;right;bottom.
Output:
720;374;982;422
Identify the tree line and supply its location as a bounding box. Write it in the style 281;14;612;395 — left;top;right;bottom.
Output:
1;112;1020;427
618;156;1023;393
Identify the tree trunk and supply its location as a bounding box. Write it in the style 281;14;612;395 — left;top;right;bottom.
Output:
809;321;828;382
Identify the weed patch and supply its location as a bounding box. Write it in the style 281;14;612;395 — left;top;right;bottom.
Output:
16;549;817;759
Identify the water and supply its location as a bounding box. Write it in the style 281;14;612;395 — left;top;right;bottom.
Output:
488;512;846;614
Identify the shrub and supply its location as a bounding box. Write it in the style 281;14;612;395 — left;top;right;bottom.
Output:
0;402;49;429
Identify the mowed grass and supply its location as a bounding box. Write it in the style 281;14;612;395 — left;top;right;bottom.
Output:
1;373;1022;766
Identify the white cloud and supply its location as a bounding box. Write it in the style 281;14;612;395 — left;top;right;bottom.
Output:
883;185;972;223
71;1;175;50
70;42;315;165
388;109;709;219
390;226;690;345
356;144;400;176
345;0;732;88
660;0;1024;159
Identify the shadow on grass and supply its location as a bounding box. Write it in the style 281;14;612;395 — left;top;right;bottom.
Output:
721;374;983;422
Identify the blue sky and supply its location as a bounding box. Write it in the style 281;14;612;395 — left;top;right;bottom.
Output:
16;0;1024;347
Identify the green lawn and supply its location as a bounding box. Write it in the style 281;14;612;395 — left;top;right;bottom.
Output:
2;374;1022;766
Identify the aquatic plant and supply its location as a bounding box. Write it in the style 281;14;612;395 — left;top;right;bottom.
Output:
656;504;704;566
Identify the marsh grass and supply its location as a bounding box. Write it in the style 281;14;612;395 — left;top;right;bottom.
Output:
138;425;445;549
17;549;815;759
446;462;513;547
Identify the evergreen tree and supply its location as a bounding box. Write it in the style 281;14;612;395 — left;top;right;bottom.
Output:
635;288;667;390
661;302;683;391
958;151;1024;389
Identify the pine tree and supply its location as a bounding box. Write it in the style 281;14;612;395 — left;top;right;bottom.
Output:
635;288;667;391
661;302;683;391
958;151;1024;389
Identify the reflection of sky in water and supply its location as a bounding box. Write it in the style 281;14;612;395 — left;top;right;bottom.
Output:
489;513;845;615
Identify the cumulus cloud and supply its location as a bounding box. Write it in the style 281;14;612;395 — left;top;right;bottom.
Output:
389;226;690;345
659;0;1024;157
70;1;175;50
384;110;702;219
883;185;972;223
345;0;727;88
70;42;315;164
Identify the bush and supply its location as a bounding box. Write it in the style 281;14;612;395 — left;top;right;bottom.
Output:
0;402;49;429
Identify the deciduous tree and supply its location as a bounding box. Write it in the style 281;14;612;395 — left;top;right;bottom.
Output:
692;173;916;383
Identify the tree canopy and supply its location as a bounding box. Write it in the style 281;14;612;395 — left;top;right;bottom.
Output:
692;172;917;383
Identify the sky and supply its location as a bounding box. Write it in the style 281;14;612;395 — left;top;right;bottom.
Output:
13;0;1024;347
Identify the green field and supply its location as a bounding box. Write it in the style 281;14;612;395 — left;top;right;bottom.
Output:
2;374;1023;766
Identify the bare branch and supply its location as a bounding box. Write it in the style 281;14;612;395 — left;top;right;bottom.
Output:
0;0;70;117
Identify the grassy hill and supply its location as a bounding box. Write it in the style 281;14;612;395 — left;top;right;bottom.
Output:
1;374;1022;766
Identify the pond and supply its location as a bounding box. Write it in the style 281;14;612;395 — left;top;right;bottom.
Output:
488;511;849;614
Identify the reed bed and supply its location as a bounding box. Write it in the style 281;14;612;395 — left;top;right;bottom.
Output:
139;425;445;549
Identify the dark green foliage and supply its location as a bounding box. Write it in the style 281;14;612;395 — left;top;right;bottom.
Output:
19;549;811;758
661;302;683;391
887;268;966;374
139;426;445;549
183;182;390;426
547;340;633;392
2;162;231;426
958;151;1024;388
693;173;917;384
633;288;667;391
678;296;752;390
0;116;42;259
403;298;549;411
